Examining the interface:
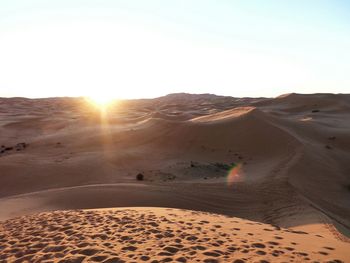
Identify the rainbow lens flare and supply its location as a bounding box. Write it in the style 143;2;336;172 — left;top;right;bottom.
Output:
227;163;243;186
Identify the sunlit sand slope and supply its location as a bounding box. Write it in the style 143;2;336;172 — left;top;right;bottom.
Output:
0;208;348;263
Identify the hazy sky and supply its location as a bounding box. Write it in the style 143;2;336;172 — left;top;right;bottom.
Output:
0;0;349;99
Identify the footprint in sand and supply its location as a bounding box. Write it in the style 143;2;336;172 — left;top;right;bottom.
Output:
0;208;347;262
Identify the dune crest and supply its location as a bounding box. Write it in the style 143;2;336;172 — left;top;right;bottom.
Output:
190;107;256;123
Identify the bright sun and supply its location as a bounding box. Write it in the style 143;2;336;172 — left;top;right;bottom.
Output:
85;95;117;110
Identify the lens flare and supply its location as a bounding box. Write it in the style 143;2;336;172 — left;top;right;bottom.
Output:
227;163;243;186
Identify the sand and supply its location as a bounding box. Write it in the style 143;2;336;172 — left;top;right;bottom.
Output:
0;208;348;262
0;93;349;261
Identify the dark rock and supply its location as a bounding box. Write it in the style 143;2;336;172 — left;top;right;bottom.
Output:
136;173;144;181
311;109;320;113
325;145;332;149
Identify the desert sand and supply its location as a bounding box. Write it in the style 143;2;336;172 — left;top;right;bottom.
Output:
0;93;349;262
0;208;348;262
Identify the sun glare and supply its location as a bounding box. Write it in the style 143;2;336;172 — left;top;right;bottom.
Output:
85;95;117;110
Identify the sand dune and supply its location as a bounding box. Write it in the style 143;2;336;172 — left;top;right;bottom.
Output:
0;93;349;261
0;208;348;262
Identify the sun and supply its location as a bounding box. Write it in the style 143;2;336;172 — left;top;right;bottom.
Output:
84;95;117;110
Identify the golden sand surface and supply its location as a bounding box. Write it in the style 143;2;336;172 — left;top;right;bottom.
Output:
0;208;348;263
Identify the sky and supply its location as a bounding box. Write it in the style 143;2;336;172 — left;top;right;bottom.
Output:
0;0;349;99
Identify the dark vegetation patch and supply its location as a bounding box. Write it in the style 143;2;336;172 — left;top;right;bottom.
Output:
0;143;28;155
212;162;232;171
